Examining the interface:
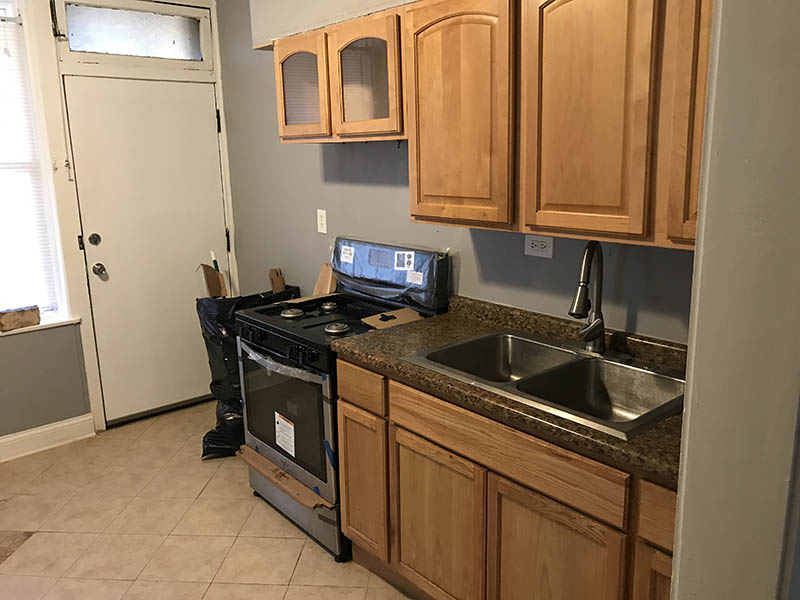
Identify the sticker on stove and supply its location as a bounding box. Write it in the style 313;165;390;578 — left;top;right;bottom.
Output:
406;270;424;286
394;250;415;271
274;412;296;457
340;245;354;264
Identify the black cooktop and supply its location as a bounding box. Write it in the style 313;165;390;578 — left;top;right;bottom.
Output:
236;293;395;349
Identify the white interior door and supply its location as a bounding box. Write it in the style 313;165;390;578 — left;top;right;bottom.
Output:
64;76;228;422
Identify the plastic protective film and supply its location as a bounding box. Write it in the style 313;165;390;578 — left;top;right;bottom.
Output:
240;341;326;385
330;237;451;315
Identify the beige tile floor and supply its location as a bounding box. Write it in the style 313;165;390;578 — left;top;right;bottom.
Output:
0;402;410;600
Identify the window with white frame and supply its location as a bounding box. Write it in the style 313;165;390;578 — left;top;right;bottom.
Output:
0;0;67;320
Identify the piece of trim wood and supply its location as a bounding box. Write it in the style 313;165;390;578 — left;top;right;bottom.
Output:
638;480;677;552
0;414;94;462
389;380;629;528
312;263;336;296
238;445;333;510
337;360;387;416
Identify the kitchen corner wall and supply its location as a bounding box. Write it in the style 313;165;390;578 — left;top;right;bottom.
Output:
0;323;90;437
217;0;694;344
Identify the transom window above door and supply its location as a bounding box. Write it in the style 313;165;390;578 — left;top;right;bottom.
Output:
64;3;203;61
53;0;214;73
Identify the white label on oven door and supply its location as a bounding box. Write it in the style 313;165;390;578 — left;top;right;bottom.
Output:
340;245;354;264
274;412;296;457
394;250;414;271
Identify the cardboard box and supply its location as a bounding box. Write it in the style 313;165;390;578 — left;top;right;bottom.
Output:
362;307;422;329
0;306;41;332
196;264;228;298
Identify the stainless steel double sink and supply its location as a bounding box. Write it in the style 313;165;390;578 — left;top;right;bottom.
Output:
404;333;684;440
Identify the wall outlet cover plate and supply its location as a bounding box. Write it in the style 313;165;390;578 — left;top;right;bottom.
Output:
524;234;554;258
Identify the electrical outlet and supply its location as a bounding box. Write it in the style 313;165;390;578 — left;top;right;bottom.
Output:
316;209;327;234
524;234;553;258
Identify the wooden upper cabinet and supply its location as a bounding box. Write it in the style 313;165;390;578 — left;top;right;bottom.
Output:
632;542;673;600
405;0;513;225
274;31;331;139
487;474;626;600
664;0;712;242
520;0;658;235
390;425;487;600
337;400;389;561
327;12;403;137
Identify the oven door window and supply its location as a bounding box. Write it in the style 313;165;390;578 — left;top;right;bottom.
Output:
240;343;328;482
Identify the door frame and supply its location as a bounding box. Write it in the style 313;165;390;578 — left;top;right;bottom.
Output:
19;0;239;430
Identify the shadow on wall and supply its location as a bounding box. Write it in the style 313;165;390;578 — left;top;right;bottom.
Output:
469;229;694;334
320;141;409;186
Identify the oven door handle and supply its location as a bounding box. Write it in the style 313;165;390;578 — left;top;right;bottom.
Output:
240;341;327;386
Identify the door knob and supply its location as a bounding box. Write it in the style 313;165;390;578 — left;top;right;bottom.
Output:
88;233;101;246
92;263;107;276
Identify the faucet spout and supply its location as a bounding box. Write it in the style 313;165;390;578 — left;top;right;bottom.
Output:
569;241;605;354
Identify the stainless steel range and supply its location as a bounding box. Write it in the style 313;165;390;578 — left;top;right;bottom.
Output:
235;238;450;560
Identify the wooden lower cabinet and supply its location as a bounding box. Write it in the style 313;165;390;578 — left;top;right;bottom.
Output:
337;400;389;561
487;474;626;600
632;542;673;600
390;425;487;600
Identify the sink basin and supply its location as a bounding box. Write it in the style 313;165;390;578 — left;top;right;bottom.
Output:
425;333;578;382
405;332;685;440
515;358;684;437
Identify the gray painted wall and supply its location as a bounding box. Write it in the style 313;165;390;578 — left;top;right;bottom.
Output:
219;0;695;343
672;0;800;596
0;324;90;437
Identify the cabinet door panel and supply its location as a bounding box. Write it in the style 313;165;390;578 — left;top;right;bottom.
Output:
521;0;657;235
405;0;513;225
338;401;389;560
390;425;486;600
328;12;403;136
274;31;330;139
632;542;672;600
487;474;626;600
665;0;712;241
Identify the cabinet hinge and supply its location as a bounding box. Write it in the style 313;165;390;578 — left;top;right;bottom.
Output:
225;228;231;252
77;234;84;250
216;109;221;133
49;0;66;39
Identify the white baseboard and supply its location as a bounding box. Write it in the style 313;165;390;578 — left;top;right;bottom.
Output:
0;414;96;462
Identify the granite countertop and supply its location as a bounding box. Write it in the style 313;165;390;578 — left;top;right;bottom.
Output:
332;296;685;490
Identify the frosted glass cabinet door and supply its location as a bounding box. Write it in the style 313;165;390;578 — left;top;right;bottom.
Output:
328;13;402;136
274;31;331;139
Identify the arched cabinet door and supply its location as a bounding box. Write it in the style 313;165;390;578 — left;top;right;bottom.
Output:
520;0;658;235
328;12;403;137
405;0;514;225
274;30;331;139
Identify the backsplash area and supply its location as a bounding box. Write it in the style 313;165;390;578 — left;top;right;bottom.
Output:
217;0;695;344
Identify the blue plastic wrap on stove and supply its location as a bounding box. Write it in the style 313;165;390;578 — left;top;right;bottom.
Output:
331;237;451;315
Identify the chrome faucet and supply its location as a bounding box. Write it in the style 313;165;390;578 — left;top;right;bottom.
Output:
569;241;606;354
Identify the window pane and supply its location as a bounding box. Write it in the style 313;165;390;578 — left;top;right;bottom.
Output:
282;51;320;125
341;37;389;122
0;20;64;316
65;4;203;61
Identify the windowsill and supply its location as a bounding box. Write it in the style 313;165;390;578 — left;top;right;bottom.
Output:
0;316;82;338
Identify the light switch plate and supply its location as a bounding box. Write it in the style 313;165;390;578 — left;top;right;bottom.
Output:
524;234;554;258
317;209;327;234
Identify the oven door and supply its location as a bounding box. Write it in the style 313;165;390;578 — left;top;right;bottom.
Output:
238;339;337;505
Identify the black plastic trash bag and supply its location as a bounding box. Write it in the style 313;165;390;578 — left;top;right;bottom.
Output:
197;287;300;459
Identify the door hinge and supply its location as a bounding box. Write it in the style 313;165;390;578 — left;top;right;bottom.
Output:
216;109;221;133
225;228;231;252
49;0;66;39
77;234;84;250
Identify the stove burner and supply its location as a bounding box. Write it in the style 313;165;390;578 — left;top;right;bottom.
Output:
320;301;339;313
324;322;351;335
280;307;305;319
